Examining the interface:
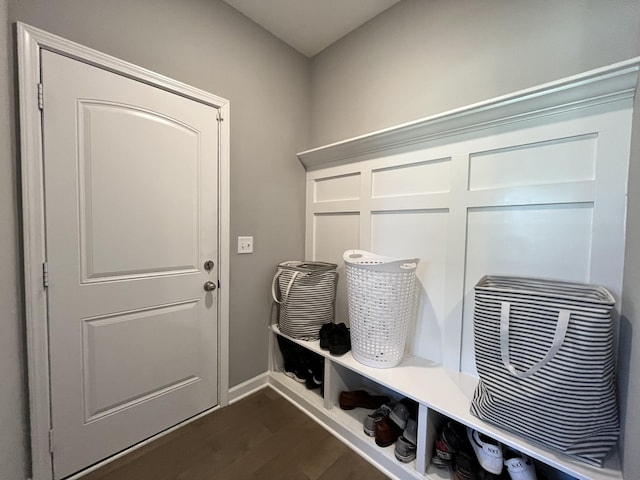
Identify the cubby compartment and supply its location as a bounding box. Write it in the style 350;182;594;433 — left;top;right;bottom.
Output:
423;409;454;480
268;325;623;480
329;363;428;479
269;327;426;479
268;330;325;410
328;362;401;411
422;409;582;480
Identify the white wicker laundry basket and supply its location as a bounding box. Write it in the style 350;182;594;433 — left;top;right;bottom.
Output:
343;250;419;368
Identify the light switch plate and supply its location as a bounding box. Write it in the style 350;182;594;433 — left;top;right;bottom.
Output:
238;236;254;254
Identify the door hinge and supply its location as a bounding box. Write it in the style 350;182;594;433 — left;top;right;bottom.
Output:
37;83;44;110
42;262;49;288
48;429;54;453
216;110;223;122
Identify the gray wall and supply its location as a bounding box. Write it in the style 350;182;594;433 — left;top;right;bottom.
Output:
8;0;309;383
4;1;640;479
309;0;640;476
310;0;640;147
1;1;29;479
4;1;308;478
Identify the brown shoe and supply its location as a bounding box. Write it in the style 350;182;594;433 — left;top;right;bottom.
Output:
374;415;402;447
339;390;390;410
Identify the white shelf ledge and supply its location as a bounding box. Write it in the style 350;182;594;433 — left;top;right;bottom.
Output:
270;325;622;480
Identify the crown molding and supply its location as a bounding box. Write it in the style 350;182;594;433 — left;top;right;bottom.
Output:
299;58;640;170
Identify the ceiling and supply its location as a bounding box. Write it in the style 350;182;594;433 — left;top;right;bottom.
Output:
221;0;401;57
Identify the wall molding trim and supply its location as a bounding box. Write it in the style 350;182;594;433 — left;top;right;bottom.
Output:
298;58;640;170
228;373;269;404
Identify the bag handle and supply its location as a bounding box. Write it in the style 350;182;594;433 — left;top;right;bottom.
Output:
500;301;570;379
278;261;337;274
271;269;300;304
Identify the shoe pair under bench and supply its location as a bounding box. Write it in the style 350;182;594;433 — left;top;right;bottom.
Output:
339;390;419;463
433;420;537;480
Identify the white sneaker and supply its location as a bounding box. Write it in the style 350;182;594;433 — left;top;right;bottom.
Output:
467;427;503;475
504;448;537;480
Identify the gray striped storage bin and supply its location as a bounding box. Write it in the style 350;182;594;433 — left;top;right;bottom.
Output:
470;275;619;467
271;261;338;340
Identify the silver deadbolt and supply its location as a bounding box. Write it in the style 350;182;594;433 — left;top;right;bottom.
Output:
204;281;217;292
204;260;214;271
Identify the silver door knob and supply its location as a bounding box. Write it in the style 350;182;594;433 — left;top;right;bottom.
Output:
204;281;217;292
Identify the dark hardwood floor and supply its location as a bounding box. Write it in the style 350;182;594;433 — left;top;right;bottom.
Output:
81;387;391;480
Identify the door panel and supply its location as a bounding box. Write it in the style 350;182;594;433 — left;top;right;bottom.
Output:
82;301;200;421
41;50;219;479
78;101;201;281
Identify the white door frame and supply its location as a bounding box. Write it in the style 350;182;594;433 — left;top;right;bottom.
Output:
17;22;230;480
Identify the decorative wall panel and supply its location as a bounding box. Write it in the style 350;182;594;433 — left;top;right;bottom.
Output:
468;135;597;191
303;65;635;373
313;213;360;323
314;173;361;202
372;157;451;198
371;210;449;360
460;203;594;371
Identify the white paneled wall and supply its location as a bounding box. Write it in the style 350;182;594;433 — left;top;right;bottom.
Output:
305;97;633;374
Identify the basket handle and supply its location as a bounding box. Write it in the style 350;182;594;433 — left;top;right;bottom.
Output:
500;301;570;379
279;260;337;273
271;269;300;304
343;251;419;272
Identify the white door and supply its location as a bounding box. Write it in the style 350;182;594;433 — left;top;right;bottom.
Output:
41;50;219;479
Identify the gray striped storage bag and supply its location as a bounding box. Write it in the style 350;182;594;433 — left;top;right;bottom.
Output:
470;275;619;466
271;261;338;340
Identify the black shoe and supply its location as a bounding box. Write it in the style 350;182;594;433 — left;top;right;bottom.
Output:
453;450;474;480
305;356;324;390
329;323;351;355
283;359;307;383
278;335;307;382
319;322;336;350
432;421;467;469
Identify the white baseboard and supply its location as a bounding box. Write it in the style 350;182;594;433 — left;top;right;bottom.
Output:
228;372;269;404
